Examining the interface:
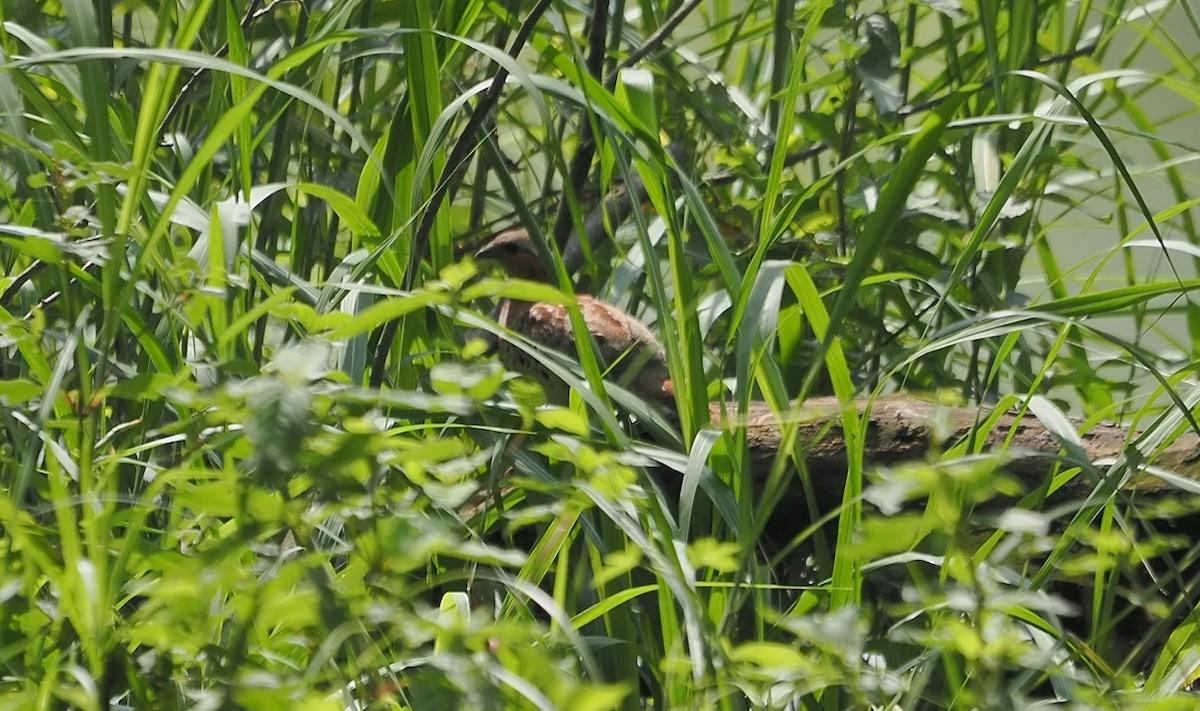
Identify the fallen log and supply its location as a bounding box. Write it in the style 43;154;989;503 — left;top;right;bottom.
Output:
465;395;1200;529
715;395;1200;504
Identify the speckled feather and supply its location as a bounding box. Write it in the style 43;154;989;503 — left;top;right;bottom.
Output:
477;231;676;409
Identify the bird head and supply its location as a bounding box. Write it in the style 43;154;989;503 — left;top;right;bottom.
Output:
474;229;550;282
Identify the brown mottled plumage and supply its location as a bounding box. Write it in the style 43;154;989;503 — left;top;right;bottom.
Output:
475;230;676;410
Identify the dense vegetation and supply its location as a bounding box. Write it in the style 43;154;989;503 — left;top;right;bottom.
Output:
3;0;1200;708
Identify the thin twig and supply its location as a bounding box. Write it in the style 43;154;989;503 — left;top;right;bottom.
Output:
371;0;556;387
618;0;704;71
550;0;612;252
0;261;45;307
405;0;556;289
159;0;279;130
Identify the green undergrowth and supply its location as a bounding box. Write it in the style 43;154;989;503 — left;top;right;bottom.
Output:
4;0;1200;708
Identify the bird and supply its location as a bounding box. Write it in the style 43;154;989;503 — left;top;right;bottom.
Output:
474;229;676;412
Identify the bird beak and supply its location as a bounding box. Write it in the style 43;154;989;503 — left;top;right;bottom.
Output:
474;235;507;263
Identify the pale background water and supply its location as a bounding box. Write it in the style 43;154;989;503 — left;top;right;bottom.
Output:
1029;1;1200;415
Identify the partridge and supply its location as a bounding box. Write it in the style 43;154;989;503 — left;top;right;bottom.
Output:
475;230;676;411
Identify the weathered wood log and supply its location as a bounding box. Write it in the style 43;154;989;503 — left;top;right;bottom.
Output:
717;395;1199;500
464;395;1199;529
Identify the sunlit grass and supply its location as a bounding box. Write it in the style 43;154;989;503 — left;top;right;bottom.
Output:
2;0;1200;708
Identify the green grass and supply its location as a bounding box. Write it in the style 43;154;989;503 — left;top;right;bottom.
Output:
3;0;1200;708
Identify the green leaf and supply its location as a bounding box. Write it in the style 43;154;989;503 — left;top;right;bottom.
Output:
0;379;42;405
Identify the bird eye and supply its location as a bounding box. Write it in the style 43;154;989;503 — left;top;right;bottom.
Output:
503;243;519;254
